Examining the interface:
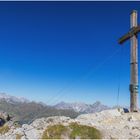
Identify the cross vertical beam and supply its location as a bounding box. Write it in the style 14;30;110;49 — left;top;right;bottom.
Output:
130;10;138;112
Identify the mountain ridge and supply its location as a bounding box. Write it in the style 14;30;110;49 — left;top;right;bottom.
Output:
0;92;111;124
0;93;29;104
0;92;111;114
54;101;110;113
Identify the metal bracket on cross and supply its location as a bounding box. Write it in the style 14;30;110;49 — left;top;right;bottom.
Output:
129;84;139;93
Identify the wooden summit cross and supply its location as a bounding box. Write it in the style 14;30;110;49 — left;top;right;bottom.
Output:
118;10;140;112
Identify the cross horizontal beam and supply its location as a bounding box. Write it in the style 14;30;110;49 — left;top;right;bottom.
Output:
118;26;140;44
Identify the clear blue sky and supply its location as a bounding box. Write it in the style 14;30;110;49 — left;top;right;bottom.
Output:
0;1;140;106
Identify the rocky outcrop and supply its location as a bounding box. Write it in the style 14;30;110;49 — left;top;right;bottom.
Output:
77;109;140;139
0;116;76;139
1;109;140;139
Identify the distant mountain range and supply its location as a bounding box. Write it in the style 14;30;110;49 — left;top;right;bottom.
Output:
0;93;29;103
54;101;110;113
0;93;79;124
0;92;110;124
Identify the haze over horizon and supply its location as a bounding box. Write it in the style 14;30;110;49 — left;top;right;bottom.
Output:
0;1;140;107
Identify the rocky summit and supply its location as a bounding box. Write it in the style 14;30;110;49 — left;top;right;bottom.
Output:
0;109;140;139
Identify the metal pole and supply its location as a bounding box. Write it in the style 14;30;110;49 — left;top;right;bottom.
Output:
130;10;139;112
